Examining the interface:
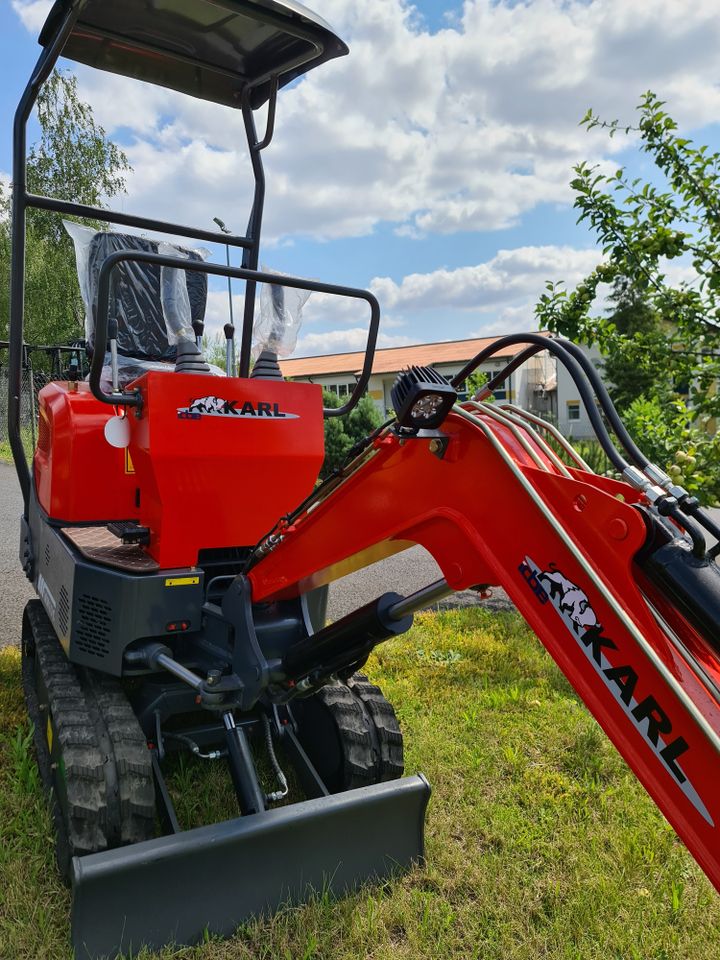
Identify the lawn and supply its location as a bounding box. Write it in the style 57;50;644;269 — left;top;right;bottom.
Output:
2;606;720;959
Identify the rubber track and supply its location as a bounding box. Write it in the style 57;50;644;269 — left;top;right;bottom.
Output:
22;601;154;874
82;671;156;846
313;674;404;789
314;682;377;790
348;674;405;782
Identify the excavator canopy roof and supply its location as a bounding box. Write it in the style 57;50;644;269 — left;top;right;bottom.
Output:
40;0;348;109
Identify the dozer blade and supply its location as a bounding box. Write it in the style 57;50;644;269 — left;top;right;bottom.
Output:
71;774;430;960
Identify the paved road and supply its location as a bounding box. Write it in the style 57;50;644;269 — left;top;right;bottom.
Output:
4;458;719;646
0;460;506;649
326;546;511;620
1;462;34;648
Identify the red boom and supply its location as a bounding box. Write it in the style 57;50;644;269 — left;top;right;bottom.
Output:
249;402;720;891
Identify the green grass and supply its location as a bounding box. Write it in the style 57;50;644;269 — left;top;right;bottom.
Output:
2;607;720;959
0;429;35;462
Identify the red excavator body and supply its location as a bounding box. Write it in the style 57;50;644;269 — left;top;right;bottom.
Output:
36;375;325;568
8;2;720;959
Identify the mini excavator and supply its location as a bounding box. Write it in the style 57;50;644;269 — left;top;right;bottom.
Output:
8;2;720;958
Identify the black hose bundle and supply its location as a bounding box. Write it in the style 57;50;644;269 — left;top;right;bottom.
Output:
452;333;713;557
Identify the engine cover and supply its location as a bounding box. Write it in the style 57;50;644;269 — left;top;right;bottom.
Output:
34;375;325;570
127;372;325;568
35;381;138;522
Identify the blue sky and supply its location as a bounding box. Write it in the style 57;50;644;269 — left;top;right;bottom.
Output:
3;0;720;357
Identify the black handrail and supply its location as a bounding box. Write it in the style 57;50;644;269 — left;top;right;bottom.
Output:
26;194;255;251
8;1;81;507
91;250;380;419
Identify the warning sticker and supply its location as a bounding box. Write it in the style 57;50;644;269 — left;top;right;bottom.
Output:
164;576;200;587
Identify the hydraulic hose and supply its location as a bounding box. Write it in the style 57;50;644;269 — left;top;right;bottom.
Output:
472;345;541;399
558;339;720;551
558;339;648;469
453;334;707;556
453;333;630;474
454;337;649;470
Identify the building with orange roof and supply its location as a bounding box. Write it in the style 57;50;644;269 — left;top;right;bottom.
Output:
279;333;557;418
279;333;600;438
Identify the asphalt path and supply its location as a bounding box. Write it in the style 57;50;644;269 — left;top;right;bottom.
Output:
326;547;511;620
4;459;719;647
0;460;507;648
1;462;34;648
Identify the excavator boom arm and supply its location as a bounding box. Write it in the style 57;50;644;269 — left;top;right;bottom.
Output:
249;402;720;891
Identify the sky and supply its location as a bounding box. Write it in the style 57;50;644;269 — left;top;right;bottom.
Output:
3;0;720;358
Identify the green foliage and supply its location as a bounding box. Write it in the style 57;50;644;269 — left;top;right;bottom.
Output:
320;390;383;478
570;438;616;478
0;69;131;345
623;396;720;504
202;332;229;370
465;370;488;397
535;91;720;502
600;277;670;410
464;369;492;399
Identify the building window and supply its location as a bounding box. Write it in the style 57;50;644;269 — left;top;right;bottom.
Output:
325;383;351;397
456;378;508;402
566;401;580;421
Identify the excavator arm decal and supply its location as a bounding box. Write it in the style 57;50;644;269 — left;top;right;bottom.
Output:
521;555;710;825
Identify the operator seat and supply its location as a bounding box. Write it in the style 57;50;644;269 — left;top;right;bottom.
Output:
78;229;211;390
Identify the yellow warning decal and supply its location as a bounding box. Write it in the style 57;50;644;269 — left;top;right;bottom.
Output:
124;449;135;474
164;576;200;587
46;716;53;753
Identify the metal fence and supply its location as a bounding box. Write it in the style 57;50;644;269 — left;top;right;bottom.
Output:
0;342;88;459
0;366;52;458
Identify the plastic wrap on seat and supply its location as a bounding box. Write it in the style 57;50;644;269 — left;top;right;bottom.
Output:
64;221;209;362
97;354;225;393
158;242;197;347
252;267;311;361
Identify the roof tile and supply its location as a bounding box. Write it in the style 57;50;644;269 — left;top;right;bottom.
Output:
279;334;547;378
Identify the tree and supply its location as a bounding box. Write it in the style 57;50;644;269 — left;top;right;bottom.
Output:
600;276;668;410
535;92;720;502
320;390;383;478
0;69;131;346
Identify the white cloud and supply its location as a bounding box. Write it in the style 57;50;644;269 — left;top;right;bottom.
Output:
15;0;720;244
203;289;245;340
294;328;413;356
12;0;51;32
279;244;601;353
371;246;601;314
12;0;718;357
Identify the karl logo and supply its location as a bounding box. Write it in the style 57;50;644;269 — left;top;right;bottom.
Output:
535;563;600;635
177;395;298;421
518;556;712;826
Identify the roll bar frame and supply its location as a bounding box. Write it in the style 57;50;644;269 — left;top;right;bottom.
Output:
7;4;376;511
